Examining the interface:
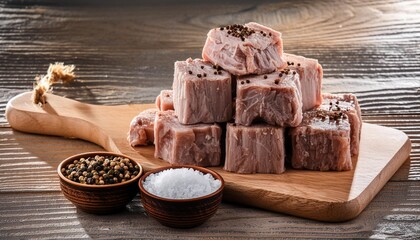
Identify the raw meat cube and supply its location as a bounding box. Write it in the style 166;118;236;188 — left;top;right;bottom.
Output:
202;22;286;76
154;110;221;167
235;71;303;127
128;108;158;146
155;89;174;111
321;93;362;156
289;109;352;171
224;123;285;174
283;53;323;111
173;58;232;124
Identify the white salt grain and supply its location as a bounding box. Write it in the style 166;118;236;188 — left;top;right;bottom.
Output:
143;168;221;199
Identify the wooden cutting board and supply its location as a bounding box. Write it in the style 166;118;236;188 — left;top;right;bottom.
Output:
6;92;411;222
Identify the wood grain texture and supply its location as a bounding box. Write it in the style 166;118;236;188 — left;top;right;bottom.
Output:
1;183;419;239
5;92;411;222
0;0;419;238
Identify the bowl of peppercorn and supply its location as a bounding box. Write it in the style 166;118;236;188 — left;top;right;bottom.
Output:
57;152;143;214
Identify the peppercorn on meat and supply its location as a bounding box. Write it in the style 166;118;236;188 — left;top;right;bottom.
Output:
202;22;286;76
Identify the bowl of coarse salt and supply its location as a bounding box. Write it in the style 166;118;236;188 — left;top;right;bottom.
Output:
138;165;224;228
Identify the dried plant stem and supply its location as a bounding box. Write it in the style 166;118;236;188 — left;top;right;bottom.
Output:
32;62;76;105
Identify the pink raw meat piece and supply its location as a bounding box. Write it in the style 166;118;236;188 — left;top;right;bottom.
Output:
173;58;232;124
128;108;158;146
203;22;286;76
155;89;174;111
224;123;285;174
321;93;362;156
283;53;323;111
154;110;221;167
235;70;303;127
289;109;352;171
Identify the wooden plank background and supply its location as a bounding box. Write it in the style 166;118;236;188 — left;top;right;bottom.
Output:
0;0;419;238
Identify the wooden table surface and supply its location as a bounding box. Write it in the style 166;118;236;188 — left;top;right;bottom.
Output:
1;0;419;239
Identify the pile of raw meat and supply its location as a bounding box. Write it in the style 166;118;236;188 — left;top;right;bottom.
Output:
128;22;362;173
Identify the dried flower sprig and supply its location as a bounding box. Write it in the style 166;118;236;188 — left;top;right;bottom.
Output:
32;62;76;105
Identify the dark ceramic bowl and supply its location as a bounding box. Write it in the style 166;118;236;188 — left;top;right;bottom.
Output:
138;165;224;228
57;152;143;214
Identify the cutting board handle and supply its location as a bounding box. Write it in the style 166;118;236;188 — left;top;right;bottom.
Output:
6;92;121;153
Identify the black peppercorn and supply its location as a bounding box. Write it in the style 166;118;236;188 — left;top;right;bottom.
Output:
86;178;94;184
